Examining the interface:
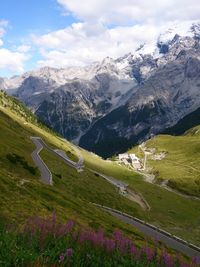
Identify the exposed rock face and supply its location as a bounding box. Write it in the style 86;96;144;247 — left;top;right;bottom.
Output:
162;107;200;136
35;82;96;140
80;49;200;157
1;21;200;157
8;61;136;141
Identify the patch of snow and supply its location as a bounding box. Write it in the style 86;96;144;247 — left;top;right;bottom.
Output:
33;91;42;95
158;20;200;44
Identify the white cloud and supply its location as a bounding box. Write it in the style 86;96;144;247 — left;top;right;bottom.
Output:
0;20;8;27
1;1;199;75
0;20;8;47
34;22;162;68
57;0;200;24
32;0;200;69
0;48;29;73
1;1;200;75
16;44;31;53
0;20;30;74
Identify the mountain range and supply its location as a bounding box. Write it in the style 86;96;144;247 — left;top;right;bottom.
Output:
1;21;200;158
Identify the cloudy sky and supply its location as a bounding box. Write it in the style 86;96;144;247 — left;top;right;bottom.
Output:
0;0;199;76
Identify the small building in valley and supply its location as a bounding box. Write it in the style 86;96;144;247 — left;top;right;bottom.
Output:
118;153;129;160
118;153;141;170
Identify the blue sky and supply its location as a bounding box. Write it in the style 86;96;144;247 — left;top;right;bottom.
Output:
1;0;76;38
0;0;199;77
0;0;78;76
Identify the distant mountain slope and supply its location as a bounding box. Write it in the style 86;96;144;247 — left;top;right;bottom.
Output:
81;54;200;157
0;90;37;123
13;65;135;141
162;107;200;135
80;105;151;158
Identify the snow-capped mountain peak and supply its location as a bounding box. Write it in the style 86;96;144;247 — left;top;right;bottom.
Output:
158;21;200;44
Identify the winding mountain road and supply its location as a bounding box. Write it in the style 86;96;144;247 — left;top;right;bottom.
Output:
66;140;84;170
91;170;128;189
31;137;53;185
94;204;200;258
30;137;83;185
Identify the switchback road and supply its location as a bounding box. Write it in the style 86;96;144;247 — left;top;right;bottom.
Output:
31;137;53;185
30;137;84;184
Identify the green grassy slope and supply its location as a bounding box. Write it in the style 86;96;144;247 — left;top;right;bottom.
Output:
82;148;200;245
126;126;200;243
130;127;200;197
0;92;147;248
147;133;200;196
0;91;200;247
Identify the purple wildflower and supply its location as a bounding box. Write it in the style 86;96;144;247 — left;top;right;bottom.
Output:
66;248;73;257
91;230;103;246
104;238;116;252
113;229;122;241
59;253;65;262
179;263;190;267
66;220;74;232
130;245;137;256
143;247;155;261
192;256;200;266
162;251;174;267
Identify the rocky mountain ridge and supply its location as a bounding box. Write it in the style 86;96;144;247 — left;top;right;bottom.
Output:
1;21;200;157
80;50;200;157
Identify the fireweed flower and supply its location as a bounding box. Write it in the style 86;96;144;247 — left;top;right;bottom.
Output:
113;229;122;242
59;254;65;262
66;220;74;232
179;263;190;267
141;247;155;261
162;251;174;267
104;238;116;252
66;248;73;257
130;245;137;256
192;256;200;266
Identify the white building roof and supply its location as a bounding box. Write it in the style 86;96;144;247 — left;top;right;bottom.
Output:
129;154;139;161
118;153;129;159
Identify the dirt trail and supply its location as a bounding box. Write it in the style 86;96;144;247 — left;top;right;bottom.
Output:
126;189;151;211
90;169;150;211
138;143;200;201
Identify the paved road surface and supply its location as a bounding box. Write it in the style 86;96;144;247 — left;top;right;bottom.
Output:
31;137;53;185
91;170;128;189
68;141;84;169
31;137;84;185
59;137;84;169
99;206;200;258
34;137;83;170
